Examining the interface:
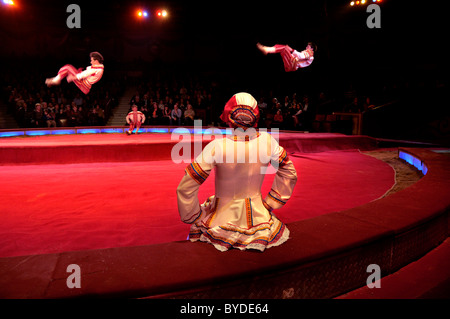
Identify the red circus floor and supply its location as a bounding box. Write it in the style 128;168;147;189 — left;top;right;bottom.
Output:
0;132;395;258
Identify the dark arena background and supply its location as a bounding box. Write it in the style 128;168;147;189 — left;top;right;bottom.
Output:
0;0;449;309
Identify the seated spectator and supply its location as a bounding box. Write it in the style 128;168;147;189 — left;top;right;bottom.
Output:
162;105;172;125
68;104;79;126
95;105;105;125
73;93;84;107
150;102;162;125
292;106;303;128
258;97;267;111
184;103;195;125
33;103;44;127
171;103;182;126
56;107;68;127
44;109;57;127
265;108;274;129
273;109;284;129
88;107;99;126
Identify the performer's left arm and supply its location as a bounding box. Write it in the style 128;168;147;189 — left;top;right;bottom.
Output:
263;137;297;211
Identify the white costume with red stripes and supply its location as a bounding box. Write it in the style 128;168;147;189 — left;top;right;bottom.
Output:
58;64;104;94
126;110;145;134
258;44;314;72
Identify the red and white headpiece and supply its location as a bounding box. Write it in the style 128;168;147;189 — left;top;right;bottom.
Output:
220;92;259;129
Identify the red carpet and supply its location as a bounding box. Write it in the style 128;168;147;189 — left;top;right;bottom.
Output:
0;149;395;258
0;132;378;164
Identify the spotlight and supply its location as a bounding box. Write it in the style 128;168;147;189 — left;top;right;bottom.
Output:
2;0;15;5
157;9;168;18
350;1;355;5
136;9;149;19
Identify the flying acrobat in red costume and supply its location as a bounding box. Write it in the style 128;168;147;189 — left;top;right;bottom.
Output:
256;42;316;72
45;51;104;95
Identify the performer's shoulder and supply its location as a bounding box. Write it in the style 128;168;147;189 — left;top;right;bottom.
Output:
257;130;271;139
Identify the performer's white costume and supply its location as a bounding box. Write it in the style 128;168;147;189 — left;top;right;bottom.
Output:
177;93;297;251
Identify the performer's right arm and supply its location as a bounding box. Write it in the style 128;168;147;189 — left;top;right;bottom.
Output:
177;141;215;224
76;67;97;81
293;50;311;60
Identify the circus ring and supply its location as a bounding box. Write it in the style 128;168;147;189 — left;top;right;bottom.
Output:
0;126;448;299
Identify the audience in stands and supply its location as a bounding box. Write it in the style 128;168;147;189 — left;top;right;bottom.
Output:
7;64;438;135
4;71;121;128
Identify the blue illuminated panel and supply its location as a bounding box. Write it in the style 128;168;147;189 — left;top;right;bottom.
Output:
399;151;413;165
147;128;169;133
399;151;427;175
171;128;191;135
0;126;235;138
101;128;124;134
26;130;52;136
193;128;230;135
0;131;25;137
52;129;76;135
202;128;225;135
77;128;101;134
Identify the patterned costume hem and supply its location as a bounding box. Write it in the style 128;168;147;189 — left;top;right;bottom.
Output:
189;217;290;252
